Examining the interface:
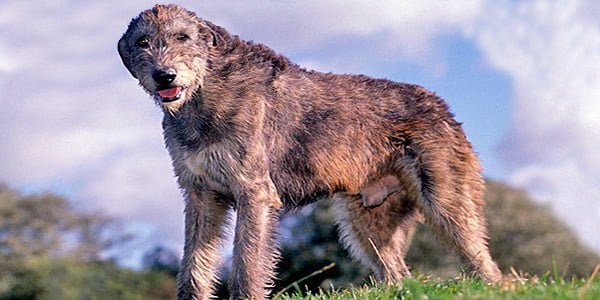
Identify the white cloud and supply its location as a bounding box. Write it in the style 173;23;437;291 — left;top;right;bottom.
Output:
77;149;183;234
203;0;482;53
194;0;483;72
467;0;600;251
0;48;17;73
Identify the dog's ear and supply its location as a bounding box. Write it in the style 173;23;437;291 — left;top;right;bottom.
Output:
118;33;138;79
117;35;135;77
117;18;138;79
199;20;226;48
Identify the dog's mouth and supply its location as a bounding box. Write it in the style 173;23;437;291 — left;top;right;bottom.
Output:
155;86;186;103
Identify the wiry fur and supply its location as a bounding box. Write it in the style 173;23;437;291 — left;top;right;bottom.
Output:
118;4;502;299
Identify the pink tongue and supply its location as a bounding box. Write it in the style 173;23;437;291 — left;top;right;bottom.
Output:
158;87;180;98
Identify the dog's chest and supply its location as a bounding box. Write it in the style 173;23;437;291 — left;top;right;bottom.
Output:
165;113;240;193
181;142;240;192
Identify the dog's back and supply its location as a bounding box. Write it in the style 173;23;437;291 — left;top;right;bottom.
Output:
259;69;461;208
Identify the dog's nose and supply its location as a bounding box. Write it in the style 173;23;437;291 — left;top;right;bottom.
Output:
152;70;177;86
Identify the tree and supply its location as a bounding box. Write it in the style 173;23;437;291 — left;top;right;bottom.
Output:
0;184;131;263
0;183;179;299
0;183;133;298
406;180;600;277
485;180;599;277
142;245;180;277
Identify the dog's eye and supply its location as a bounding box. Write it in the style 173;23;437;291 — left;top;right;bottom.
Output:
176;34;190;42
135;36;149;48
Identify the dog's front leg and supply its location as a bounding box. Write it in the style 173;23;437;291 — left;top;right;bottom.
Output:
177;189;231;300
228;178;281;299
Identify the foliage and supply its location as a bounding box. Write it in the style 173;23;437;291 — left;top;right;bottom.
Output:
485;180;599;277
0;184;175;299
142;245;180;277
0;257;176;300
0;184;130;263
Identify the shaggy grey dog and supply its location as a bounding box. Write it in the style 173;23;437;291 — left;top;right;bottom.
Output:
118;4;502;299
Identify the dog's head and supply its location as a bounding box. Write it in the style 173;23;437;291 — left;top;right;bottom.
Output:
118;5;217;113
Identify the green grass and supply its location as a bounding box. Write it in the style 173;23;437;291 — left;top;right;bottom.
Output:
275;268;600;300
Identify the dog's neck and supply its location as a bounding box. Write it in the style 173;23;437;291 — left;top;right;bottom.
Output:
164;24;299;149
203;20;291;72
202;22;292;95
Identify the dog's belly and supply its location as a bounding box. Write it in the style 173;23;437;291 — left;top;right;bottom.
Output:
270;145;392;207
280;188;333;209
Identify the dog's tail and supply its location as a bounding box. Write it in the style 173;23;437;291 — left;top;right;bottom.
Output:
390;121;502;282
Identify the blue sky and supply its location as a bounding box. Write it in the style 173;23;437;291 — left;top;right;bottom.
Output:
1;0;598;267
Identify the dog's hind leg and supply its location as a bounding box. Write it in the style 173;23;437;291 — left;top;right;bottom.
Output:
332;190;420;281
392;135;502;282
